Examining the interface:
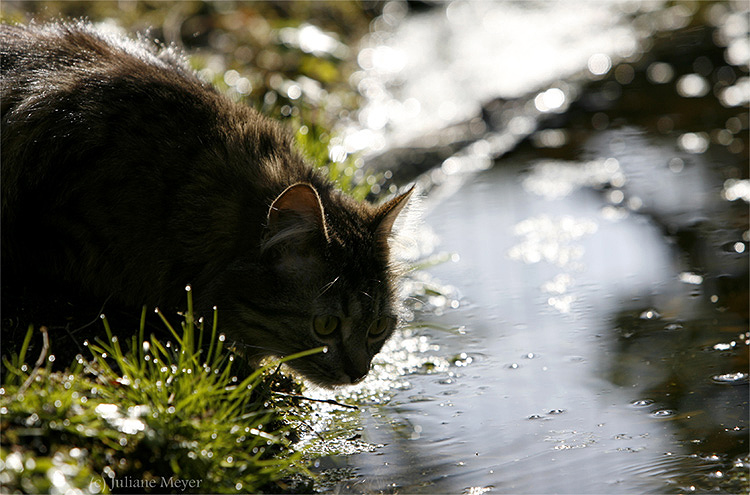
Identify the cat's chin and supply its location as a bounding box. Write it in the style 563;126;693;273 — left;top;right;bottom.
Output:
304;375;364;390
285;362;365;389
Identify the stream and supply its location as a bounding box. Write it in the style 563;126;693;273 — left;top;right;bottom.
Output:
305;1;749;494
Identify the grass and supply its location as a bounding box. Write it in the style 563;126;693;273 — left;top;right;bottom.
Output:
0;288;328;493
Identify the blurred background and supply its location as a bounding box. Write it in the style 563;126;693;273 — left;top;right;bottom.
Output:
2;1;748;493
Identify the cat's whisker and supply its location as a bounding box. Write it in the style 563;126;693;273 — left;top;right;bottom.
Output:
230;341;286;355
317;276;340;297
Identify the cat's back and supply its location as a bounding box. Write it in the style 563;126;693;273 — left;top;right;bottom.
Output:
1;21;192;86
0;21;311;308
1;21;215;185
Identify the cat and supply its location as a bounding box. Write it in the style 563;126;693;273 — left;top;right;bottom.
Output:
0;20;412;387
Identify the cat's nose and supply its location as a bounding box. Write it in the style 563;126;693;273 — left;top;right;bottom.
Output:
344;359;370;384
343;350;370;384
348;369;368;384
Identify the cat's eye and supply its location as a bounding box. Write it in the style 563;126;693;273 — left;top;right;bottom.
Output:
313;315;340;337
368;317;392;339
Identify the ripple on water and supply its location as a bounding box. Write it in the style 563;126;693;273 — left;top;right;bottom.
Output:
650;409;676;418
639;308;661;320
711;372;749;385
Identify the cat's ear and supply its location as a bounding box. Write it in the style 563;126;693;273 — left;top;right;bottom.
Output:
373;186;414;239
263;183;328;253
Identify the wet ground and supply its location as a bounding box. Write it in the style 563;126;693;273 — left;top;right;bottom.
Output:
305;1;749;493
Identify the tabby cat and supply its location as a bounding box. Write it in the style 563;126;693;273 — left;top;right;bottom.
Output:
0;21;412;387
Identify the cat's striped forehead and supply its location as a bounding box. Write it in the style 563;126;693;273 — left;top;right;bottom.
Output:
317;275;391;316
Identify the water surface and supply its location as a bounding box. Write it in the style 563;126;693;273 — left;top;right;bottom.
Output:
307;2;748;493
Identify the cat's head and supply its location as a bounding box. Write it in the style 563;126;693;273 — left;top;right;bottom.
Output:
220;182;413;388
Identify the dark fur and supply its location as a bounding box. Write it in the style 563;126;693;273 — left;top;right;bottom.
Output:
1;21;409;386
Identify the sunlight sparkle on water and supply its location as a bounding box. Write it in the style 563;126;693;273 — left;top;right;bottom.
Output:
534;88;566;113
647;62;674;84
678;132;710;154
463;486;493;495
712;342;736;351
678;272;703;285
722;179;750;202
522;158;624;200
508;215;598;267
676;74;710;98
587;53;612;76
712;372;749;384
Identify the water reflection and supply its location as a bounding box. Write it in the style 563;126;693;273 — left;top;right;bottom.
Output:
319;0;748;493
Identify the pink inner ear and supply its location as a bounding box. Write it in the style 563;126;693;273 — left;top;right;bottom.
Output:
268;183;325;229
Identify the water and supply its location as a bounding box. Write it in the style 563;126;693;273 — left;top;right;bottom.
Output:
308;1;749;493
